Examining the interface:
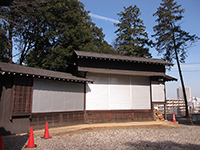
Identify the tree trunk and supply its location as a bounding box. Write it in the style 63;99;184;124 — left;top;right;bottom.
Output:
8;23;13;63
174;48;189;117
171;28;189;118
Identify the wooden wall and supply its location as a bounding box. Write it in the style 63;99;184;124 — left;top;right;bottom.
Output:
0;75;30;135
30;109;153;129
77;57;165;73
31;111;84;129
86;110;153;123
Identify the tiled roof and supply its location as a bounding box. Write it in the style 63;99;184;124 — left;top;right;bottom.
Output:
0;62;93;83
74;50;173;66
78;67;177;81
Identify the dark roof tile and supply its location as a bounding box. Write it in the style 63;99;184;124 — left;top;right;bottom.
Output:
0;62;93;82
74;50;173;66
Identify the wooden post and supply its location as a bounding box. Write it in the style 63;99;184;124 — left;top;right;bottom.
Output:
164;81;167;120
131;112;134;120
149;78;154;120
84;81;87;123
59;113;63;126
164;104;167;120
109;113;111;121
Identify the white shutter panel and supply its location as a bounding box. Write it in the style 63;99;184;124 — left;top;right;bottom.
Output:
109;74;131;109
131;76;151;109
152;81;165;102
86;73;109;110
32;79;84;112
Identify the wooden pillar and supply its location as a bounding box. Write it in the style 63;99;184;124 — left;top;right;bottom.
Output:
150;77;154;120
84;81;87;123
164;81;167;120
109;113;111;121
164;103;167;120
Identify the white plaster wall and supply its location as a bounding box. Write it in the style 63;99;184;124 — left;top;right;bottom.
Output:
32;78;84;113
151;81;165;102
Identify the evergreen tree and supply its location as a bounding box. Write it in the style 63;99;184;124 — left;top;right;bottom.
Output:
25;0;116;71
0;1;15;63
0;25;9;62
152;0;199;117
0;0;43;64
114;5;152;58
1;0;116;70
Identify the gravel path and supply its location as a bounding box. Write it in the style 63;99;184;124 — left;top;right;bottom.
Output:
3;125;200;150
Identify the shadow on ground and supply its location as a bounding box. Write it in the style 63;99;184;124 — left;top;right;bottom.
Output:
3;134;28;150
0;127;11;136
126;141;200;150
1;127;29;150
167;114;200;126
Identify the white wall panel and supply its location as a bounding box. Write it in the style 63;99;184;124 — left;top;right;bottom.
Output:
131;76;151;109
86;73;152;110
151;81;165;102
109;75;131;109
32;78;84;113
86;73;109;110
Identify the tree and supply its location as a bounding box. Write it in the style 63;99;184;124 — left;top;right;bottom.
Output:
0;25;9;62
1;0;116;69
0;1;15;63
14;1;45;65
25;0;116;71
114;5;152;58
152;0;199;117
90;23;117;54
0;0;43;64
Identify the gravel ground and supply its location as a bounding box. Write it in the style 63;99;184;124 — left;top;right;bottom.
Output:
3;124;200;150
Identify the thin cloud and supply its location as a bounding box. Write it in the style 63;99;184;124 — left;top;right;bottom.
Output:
181;63;200;71
171;63;200;72
89;13;119;23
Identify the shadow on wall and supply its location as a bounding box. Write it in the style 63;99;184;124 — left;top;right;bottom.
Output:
125;141;200;150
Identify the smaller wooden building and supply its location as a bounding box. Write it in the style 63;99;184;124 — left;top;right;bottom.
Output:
0;62;92;135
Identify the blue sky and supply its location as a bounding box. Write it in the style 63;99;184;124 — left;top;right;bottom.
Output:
80;0;200;99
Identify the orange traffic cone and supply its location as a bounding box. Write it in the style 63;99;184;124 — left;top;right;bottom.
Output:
0;136;4;150
172;113;177;122
25;127;37;148
42;122;52;139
